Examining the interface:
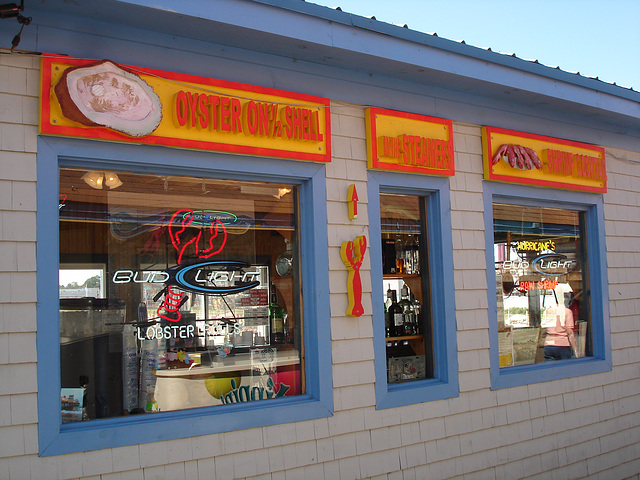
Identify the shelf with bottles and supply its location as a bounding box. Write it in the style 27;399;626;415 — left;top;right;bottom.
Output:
382;229;422;276
384;282;423;350
386;334;424;342
383;275;423;306
383;273;421;279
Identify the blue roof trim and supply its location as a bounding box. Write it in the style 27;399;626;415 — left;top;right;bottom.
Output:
14;0;639;105
250;0;639;101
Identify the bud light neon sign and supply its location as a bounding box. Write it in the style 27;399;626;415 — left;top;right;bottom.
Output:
169;261;261;295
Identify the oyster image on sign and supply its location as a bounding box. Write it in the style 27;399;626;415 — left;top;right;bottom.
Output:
54;60;162;137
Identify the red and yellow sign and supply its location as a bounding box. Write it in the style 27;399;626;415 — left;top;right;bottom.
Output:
482;126;606;193
365;107;454;175
39;55;331;162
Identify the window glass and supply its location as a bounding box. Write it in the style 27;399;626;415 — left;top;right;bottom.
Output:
380;193;433;383
493;203;590;367
59;167;302;422
60;265;106;299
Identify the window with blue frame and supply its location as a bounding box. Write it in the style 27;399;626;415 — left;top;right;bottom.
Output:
37;138;332;455
368;172;458;410
59;168;305;419
484;182;611;389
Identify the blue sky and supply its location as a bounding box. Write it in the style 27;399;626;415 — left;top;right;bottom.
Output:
310;0;640;92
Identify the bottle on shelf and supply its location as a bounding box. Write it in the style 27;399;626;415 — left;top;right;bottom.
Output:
269;284;286;344
394;227;405;274
385;286;394;311
399;285;417;335
382;234;396;275
410;292;422;335
384;287;393;337
385;289;403;337
404;235;420;275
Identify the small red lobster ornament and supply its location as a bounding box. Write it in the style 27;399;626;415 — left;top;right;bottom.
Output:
340;235;367;317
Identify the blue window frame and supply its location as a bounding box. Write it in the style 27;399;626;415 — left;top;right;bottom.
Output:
367;171;458;409
484;181;611;389
37;136;332;456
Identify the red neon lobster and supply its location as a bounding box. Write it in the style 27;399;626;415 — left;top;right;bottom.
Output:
156;286;186;322
168;208;228;265
158;209;228;322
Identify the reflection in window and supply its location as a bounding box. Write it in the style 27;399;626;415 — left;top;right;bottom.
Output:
493;203;590;367
59;265;106;299
59;167;302;422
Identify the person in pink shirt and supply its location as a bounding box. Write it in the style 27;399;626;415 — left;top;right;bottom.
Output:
544;288;579;360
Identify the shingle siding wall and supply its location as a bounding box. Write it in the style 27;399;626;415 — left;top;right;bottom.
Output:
0;52;40;480
1;57;638;480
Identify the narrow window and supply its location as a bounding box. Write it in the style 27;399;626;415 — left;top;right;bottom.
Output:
380;193;433;383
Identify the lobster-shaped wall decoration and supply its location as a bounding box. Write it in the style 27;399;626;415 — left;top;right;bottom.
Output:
340;235;367;317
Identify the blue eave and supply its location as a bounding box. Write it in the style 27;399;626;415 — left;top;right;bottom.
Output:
3;0;639;146
258;0;638;100
105;0;639;105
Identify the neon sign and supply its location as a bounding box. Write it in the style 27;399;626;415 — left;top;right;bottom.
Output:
502;256;575;275
531;254;575;275
112;264;261;292
518;279;559;292
112;270;170;284
168;208;228;265
187;210;248;229
136;321;240;340
157;285;187;322
516;240;555;252
170;261;260;295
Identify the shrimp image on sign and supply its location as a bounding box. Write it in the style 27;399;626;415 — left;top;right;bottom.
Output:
492;144;543;170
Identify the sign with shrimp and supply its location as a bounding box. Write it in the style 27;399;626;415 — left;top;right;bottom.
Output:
482;126;606;193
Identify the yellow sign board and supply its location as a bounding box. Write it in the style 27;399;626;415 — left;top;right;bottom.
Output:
40;55;330;162
482;126;606;193
365;107;454;175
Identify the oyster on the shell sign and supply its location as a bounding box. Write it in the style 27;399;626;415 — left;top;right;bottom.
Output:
40;55;331;163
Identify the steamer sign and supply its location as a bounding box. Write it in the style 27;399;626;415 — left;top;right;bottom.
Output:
365;107;455;176
39;55;331;162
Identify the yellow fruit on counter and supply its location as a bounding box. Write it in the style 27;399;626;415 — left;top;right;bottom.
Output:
204;374;241;398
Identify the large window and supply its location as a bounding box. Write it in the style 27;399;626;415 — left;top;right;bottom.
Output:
59;168;304;421
368;172;458;409
494;203;589;366
484;182;611;389
37;138;332;455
